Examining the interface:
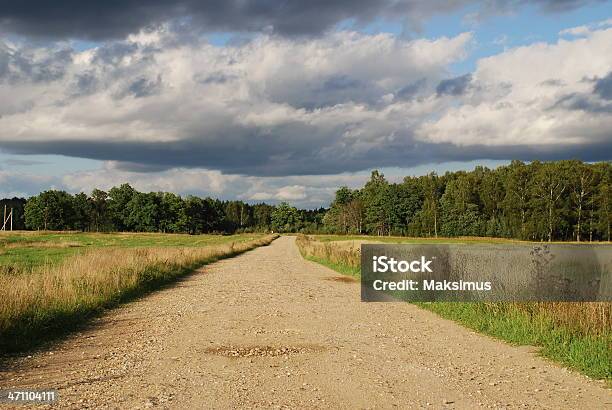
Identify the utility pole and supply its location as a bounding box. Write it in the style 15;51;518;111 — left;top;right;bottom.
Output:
1;206;13;231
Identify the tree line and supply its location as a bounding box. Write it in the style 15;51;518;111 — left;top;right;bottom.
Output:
8;183;325;234
324;160;611;242
2;160;610;241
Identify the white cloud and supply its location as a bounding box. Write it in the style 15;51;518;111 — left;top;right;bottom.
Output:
54;161;372;207
559;18;612;36
559;25;591;37
0;28;472;175
417;27;612;147
249;185;307;201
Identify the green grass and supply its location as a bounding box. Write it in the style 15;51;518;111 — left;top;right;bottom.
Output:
314;234;609;245
418;302;611;382
303;255;361;277
0;231;263;271
299;239;611;383
313;234;530;244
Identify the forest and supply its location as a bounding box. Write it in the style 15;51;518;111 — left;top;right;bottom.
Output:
1;160;610;241
324;160;611;241
3;185;325;234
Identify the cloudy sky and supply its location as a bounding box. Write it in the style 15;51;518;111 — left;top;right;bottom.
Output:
1;1;611;207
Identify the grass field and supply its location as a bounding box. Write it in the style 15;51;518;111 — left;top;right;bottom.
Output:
296;234;612;382
314;234;612;245
0;231;276;352
313;234;529;244
0;231;264;273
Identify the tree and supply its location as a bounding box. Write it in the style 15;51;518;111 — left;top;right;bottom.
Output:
569;161;594;242
325;187;361;234
224;201;252;232
204;198;225;232
253;203;274;230
533;162;568;242
24;196;45;230
159;192;186;233
183;196;205;234
271;202;301;232
503;161;533;239
440;177;483;237
421;173;442;237
362;170;390;235
90;189;110;232
108;183;136;231
593;163;611;242
392;178;423;235
479;167;505;237
125;192;161;232
72;192;92;231
24;190;75;230
345;197;364;234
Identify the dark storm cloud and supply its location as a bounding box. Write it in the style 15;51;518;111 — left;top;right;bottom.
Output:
396;79;426;100
594;71;612;100
196;72;237;85
4;158;46;166
552;73;612;113
1;135;610;177
268;73;383;110
529;0;607;12
124;76;163;98
554;93;612;113
70;71;98;97
290;74;376;109
323;75;362;91
540;79;565;87
0;0;603;40
436;74;472;96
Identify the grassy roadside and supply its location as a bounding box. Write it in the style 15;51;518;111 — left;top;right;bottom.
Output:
303;255;361;277
0;234;277;352
418;302;611;383
296;235;611;382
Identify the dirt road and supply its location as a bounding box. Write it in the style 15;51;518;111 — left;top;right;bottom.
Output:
1;236;610;409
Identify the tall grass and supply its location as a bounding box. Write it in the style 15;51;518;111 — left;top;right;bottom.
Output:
296;234;612;381
0;235;277;352
0;231;264;272
296;234;360;270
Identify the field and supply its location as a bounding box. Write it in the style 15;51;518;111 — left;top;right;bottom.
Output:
296;234;612;381
312;234;530;244
0;231;276;351
0;231;265;273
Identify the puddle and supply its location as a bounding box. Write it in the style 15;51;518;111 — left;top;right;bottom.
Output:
325;276;357;283
205;344;322;358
